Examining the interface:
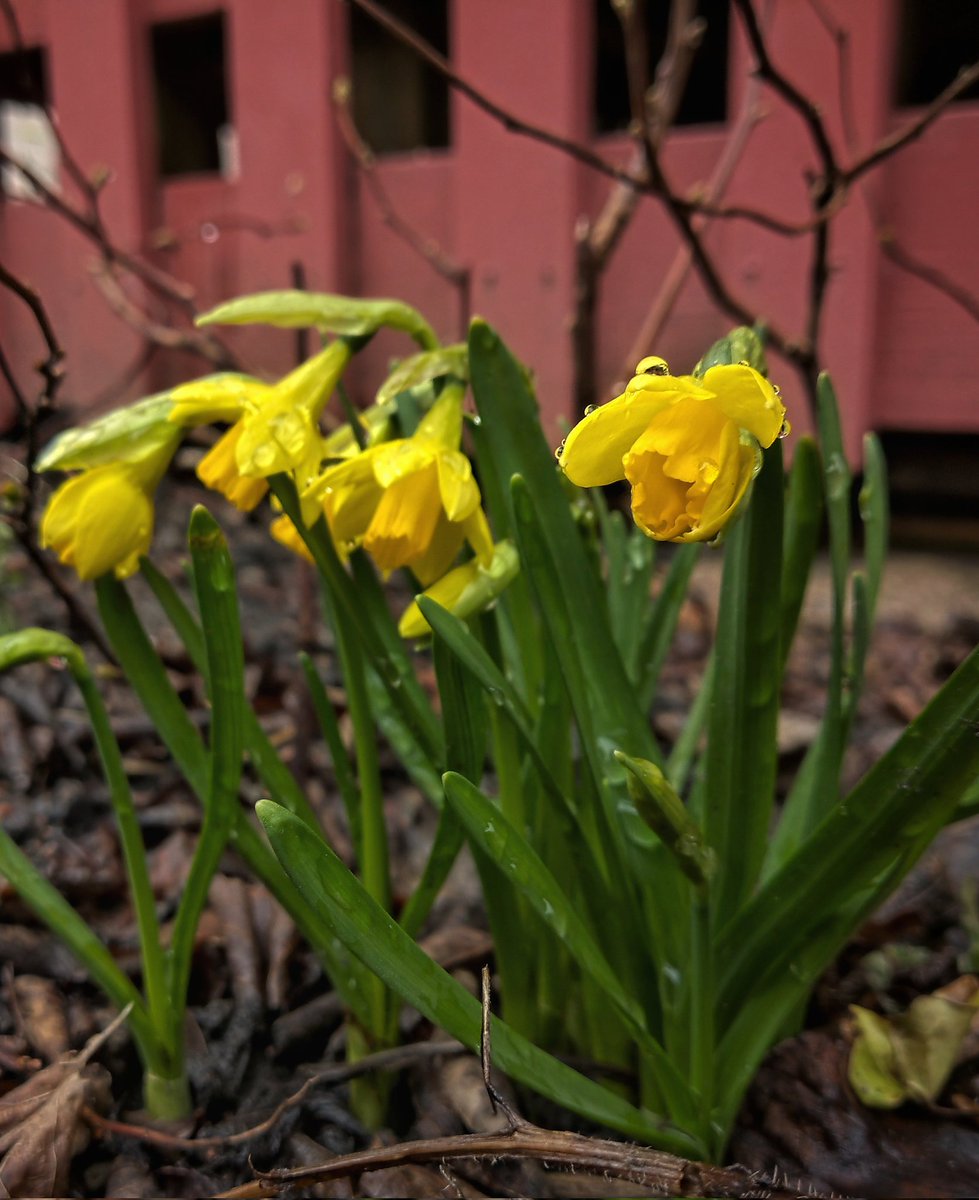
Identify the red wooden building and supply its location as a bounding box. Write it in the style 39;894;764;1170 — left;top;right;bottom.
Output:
2;0;978;471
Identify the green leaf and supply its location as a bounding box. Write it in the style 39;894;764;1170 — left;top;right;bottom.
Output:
196;290;438;350
719;640;979;1037
140;559;326;836
441;771;696;1127
256;799;703;1156
167;508;246;1017
779;436;823;668
636;544;701;711
35;391;181;472
97;573;371;1020
858;432;888;624
703;442;784;916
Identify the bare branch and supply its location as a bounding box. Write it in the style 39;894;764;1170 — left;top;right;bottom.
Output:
331;75;470;337
82;1039;465;1153
732;0;840;185
213;1116;829;1200
843;60;979;186
345;0;645;190
879;232;979;323
623;75;767;374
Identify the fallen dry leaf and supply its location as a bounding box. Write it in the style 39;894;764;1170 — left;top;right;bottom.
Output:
0;1007;122;1197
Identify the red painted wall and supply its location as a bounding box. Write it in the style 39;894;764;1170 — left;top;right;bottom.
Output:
2;0;978;461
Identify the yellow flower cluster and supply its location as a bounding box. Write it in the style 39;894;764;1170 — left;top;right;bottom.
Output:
38;341;515;635
560;358;786;543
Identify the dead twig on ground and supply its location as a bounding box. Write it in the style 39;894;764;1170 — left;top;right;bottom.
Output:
214;969;828;1200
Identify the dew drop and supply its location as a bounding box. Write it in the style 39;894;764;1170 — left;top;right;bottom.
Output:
778;419;792;439
554;440;565;459
584;404;598;415
738;359;750;367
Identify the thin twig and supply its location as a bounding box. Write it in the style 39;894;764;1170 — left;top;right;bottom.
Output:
732;0;839;184
623;76;766;375
843;60;979;186
82;1039;466;1153
213;982;827;1200
345;0;644;190
215;1122;830;1199
331;75;470;338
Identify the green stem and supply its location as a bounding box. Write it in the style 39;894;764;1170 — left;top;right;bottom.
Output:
71;667;169;1049
688;887;715;1149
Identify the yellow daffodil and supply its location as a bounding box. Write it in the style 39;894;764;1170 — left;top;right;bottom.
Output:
169;342;352;517
398;540;520;638
306;384;493;585
560;357;786;543
40;436;178;580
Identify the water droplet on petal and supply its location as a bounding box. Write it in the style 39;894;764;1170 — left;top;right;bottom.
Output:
778;419;792;439
738;359;750;367
584;404;598;415
772;384;781;396
554;439;565;459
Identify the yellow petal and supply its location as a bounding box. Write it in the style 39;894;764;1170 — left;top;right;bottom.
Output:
197;423;268;511
561;375;710;487
462;505;494;566
436;450;480;522
409;510;466;586
415;383;465;447
399;560;479;638
364;461;442;572
42;466;153;580
371;438;432;488
270;514;314;563
698;364;785;448
275;341;352;420
169;375;270;425
683;435;759;543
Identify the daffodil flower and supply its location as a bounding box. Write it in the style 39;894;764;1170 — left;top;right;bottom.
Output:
169;341;352;518
306;383;493;584
560;358;786;543
40;435;179;580
398;540;520;638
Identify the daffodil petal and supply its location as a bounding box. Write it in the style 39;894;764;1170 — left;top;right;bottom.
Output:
415;383;465;447
436;450;480;522
684;435;759;542
197;423;268;510
169;375;270;425
270;514;314;563
371;439;432;487
561;376;708;487
462;505;495;566
409;509;466;586
699;364;785;448
399;560;478;638
364;462;442;572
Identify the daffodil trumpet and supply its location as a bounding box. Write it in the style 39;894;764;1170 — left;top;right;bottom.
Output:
305;382;494;585
560;358;787;543
40;435;180;580
169;341;353;521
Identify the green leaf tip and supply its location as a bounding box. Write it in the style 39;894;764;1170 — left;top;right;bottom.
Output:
187;504;225;547
0;628;85;675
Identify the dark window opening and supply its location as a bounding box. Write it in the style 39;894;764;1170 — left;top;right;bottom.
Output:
0;45;48;106
896;0;979;106
594;0;729;134
151;12;230;177
350;0;449;153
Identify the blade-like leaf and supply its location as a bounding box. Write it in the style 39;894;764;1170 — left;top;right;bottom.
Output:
257;799;703;1156
703;442;784;917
